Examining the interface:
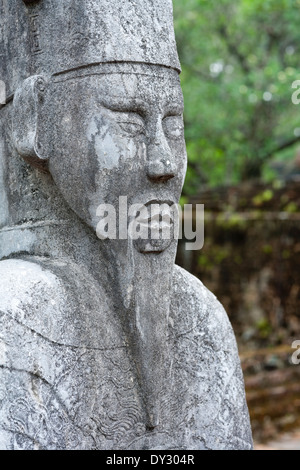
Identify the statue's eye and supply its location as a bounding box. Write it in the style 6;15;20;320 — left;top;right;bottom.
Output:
117;114;145;137
163;116;184;140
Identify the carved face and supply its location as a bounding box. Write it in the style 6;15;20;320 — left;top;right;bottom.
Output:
43;65;187;250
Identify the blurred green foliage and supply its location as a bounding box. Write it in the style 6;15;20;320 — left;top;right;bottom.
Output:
173;0;300;193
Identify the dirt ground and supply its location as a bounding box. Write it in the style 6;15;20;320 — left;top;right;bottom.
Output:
255;429;300;450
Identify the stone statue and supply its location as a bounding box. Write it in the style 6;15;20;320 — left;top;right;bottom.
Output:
0;0;253;450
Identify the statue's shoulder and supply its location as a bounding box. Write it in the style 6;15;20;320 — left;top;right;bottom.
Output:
0;257;68;342
0;257;63;312
0;257;122;348
171;265;253;450
172;264;216;304
172;264;233;337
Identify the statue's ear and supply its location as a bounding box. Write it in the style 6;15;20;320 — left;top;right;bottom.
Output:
13;75;48;170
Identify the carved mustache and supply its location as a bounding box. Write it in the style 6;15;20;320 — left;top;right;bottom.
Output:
133;200;175;226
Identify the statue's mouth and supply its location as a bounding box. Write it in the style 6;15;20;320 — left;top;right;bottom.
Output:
131;199;177;253
136;200;174;230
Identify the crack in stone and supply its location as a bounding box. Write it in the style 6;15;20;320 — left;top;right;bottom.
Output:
0;309;126;352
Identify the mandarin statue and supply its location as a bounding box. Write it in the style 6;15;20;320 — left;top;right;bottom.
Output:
0;0;253;450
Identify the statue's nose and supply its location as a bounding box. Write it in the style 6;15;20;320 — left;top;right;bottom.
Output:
146;124;177;182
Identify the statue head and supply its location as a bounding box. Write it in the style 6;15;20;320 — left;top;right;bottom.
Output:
13;65;187;252
1;0;187;255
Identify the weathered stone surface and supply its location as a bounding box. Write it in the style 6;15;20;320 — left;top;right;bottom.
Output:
0;0;253;449
0;0;180;98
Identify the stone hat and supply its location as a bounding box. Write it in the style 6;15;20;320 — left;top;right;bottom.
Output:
0;0;181;99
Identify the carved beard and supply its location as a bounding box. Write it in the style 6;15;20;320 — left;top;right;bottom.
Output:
109;236;177;429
